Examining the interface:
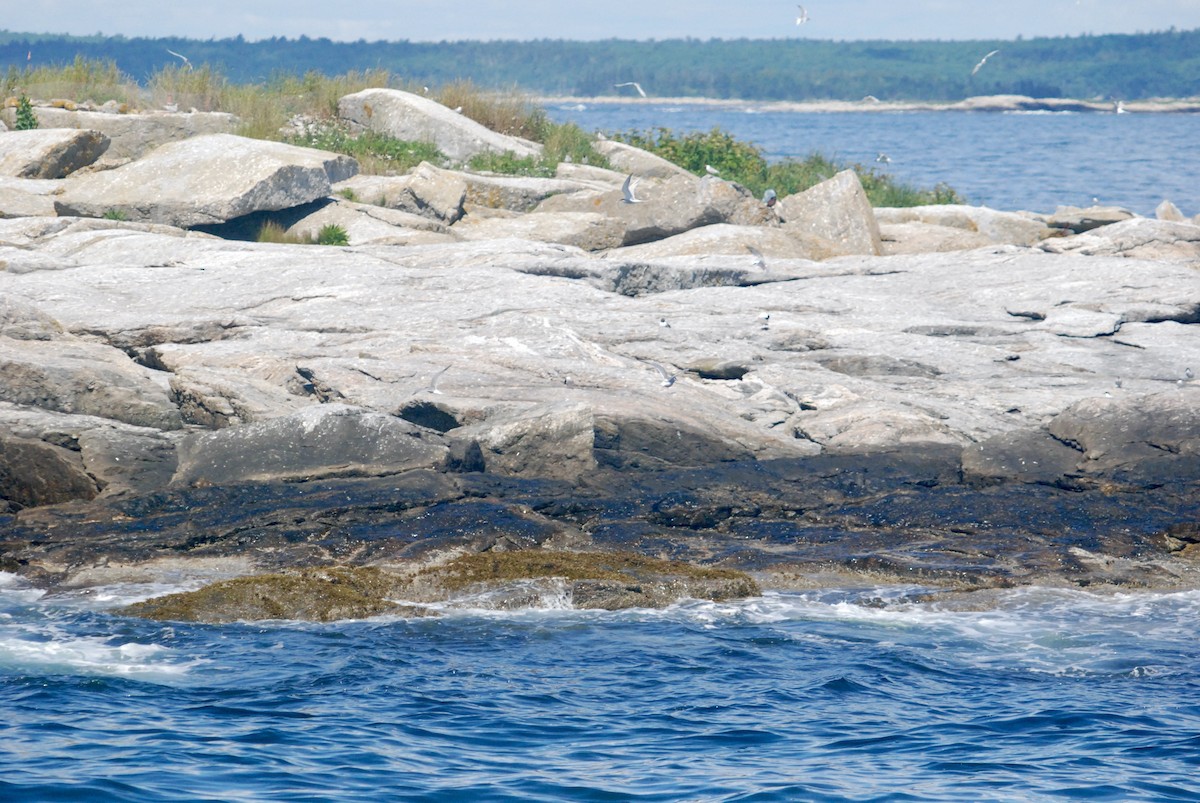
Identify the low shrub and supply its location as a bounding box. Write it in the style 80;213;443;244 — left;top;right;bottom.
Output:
14;94;38;130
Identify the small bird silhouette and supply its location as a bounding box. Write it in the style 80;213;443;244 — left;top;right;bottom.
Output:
621;174;644;204
971;49;1000;76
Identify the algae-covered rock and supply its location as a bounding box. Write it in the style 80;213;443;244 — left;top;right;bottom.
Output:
119;551;761;622
121;567;428;623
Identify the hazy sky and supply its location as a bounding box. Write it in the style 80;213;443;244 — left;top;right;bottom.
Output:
11;0;1200;42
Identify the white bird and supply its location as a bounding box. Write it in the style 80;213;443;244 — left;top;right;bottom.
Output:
796;4;809;24
417;365;451;395
971;49;1000;76
705;164;721;176
621;174;644;204
762;188;778;207
647;361;677;387
747;245;766;269
659;317;671;329
166;48;192;71
1186;367;1195;381
876;152;891;164
614;81;647;98
759;311;771;330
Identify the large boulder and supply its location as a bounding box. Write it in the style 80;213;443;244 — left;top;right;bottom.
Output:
777;170;883;256
0;336;183;431
53;134;358;227
1046;204;1136;233
0;177;59;219
875;204;1054;247
1040;218;1200;262
1047;390;1200;485
454;210;624;251
172;404;449;486
334;161;467;223
0;128;110;178
591;139;694;179
275;197;456;247
604;223;820;262
338;89;542;163
535;173;748;246
0;107;238;160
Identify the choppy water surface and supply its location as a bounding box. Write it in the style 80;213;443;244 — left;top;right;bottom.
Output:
546;102;1200;217
3;574;1199;802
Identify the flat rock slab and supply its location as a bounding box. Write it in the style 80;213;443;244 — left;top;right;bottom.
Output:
9;107;238;160
53;133;358;227
0;128;110;179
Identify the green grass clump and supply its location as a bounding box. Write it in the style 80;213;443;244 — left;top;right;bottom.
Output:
611;126;964;207
101;209;128;221
316;223;350;246
285;119;445;174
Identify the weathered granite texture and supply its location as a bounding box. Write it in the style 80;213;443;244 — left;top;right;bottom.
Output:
0;96;1198;609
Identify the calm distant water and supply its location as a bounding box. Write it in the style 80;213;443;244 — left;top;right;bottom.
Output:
4;574;1200;802
545;102;1200;218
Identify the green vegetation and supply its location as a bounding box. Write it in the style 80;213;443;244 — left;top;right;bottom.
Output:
615;127;963;206
285;119;446;174
14;93;37;129
101;209;128;221
316;223;350;246
2;29;1197;100
4;56;958;205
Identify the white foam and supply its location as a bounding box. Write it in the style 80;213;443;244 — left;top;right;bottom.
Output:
0;630;201;681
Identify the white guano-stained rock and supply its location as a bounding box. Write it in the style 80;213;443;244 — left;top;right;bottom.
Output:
53;134;358;227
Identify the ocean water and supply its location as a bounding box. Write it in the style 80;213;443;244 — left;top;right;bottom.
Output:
3;573;1200;802
545;102;1200;218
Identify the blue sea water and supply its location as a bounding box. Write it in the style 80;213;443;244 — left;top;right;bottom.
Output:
3;573;1200;802
544;102;1200;218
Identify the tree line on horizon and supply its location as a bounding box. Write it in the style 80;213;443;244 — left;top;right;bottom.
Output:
1;28;1197;101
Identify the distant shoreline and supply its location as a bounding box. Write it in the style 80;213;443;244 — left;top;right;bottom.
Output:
535;94;1200;114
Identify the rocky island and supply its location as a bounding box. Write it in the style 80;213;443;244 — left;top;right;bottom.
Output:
2;88;1199;621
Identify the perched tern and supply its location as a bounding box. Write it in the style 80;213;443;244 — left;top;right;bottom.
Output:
705;164;721;176
614;81;647;98
971;49;1000;76
762;188;778;207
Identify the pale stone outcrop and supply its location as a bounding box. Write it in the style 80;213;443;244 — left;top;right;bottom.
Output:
334;161;467;223
338;88;542;163
776;170;883;256
172;404;448;486
0;128;110;178
603;223;820;263
1156;199;1186;222
878;222;993;254
1046;204;1136;233
0;107;238;160
53;133;358;227
0;177;59;218
591;139;694;179
454;210;624;251
1040;217;1200;262
535;173;748;246
876;204;1054;247
279;197;457;246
